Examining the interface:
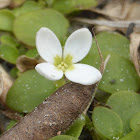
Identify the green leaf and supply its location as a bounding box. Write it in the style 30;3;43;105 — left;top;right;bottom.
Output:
119;129;140;140
133;129;140;140
0;34;19;47
92;32;130;58
119;131;135;140
49;135;78;140
13;9;69;47
81;32;140;94
95;90;110;103
6;70;57;113
0;10;15;31
6;120;17;131
107;91;140;136
130;112;140;131
92;106;123;140
25;48;38;58
13;1;43;17
0;44;19;64
18;45;27;55
46;0;55;6
99;53;140;93
10;67;18;79
65;114;85;138
52;0;97;14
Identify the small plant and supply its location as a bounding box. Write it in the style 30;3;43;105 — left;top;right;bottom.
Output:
35;27;102;85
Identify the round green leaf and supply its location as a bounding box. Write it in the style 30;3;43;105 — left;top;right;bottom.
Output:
6;70;57;113
133;129;140;140
13;1;43;17
65;114;85;138
52;0;97;14
107;91;140;135
13;9;69;47
25;48;38;58
81;32;140;94
120;129;140;140
0;35;19;47
10;67;18;79
130;112;140;131
92;32;130;58
0;44;19;64
99;54;140;93
92;106;123;140
119;131;135;140
49;135;78;140
0;10;15;31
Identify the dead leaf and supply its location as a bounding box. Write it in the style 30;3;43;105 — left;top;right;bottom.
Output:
130;32;140;76
16;55;44;72
87;1;140;33
1;110;22;121
0;0;11;8
9;0;25;8
0;65;13;104
90;0;139;20
124;2;140;20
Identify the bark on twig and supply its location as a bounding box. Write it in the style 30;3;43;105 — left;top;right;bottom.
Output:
0;82;96;140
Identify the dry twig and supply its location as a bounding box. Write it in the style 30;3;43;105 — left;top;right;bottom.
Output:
72;18;140;28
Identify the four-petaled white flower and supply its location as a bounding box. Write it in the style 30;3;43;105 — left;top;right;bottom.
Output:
35;27;102;85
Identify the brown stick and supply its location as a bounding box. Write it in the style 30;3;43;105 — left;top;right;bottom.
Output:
0;82;96;140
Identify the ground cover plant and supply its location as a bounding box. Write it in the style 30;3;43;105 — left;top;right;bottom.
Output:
0;0;140;140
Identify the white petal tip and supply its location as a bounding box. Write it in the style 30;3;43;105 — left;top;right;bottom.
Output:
35;63;63;81
36;27;62;63
65;64;102;85
64;28;92;63
78;71;102;85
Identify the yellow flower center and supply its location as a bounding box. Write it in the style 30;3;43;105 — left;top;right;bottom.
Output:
57;62;68;72
54;54;74;73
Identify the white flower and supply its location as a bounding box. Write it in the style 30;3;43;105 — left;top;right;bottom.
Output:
35;27;102;85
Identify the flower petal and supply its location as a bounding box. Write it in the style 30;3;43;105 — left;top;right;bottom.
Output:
65;64;102;85
36;27;62;63
35;63;63;81
64;28;92;63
